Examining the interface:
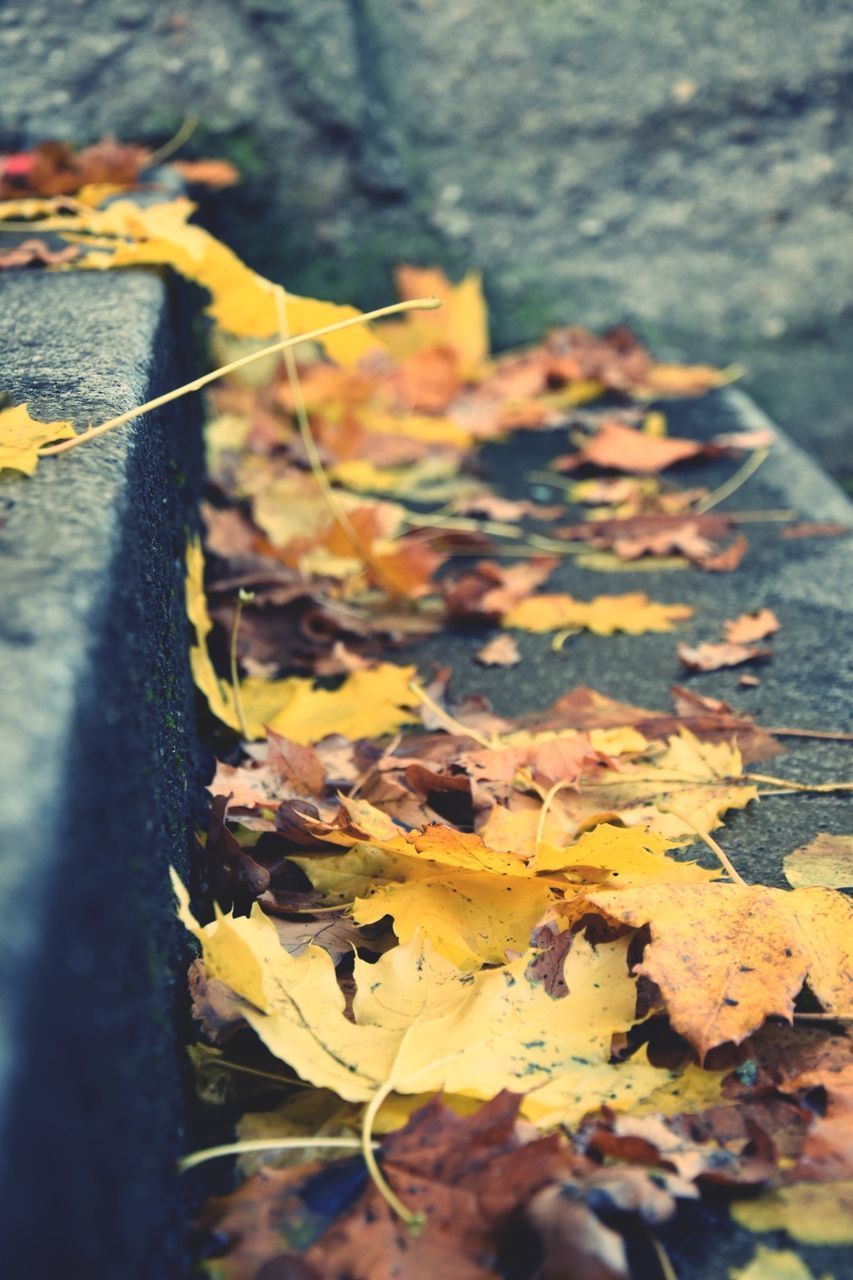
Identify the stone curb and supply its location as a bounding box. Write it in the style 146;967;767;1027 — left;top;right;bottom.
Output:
0;270;204;1277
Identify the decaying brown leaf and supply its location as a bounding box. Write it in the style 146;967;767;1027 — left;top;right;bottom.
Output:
677;640;773;673
475;633;522;667
587;884;853;1057
724;609;781;644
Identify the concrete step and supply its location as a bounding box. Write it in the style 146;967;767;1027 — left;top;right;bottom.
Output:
0;270;204;1278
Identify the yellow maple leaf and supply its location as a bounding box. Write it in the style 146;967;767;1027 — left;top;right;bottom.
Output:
382;265;489;376
294;825;716;968
77;198;382;367
531;824;720;887
185;538;418;741
0;403;76;475
173;870;682;1122
731;1245;832;1280
253;664;420;744
292;840;554;969
503;591;693;635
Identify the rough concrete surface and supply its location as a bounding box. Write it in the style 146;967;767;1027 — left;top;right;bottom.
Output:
0;270;204;1277
1;0;851;479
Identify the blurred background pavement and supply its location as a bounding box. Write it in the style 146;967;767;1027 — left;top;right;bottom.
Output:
1;0;851;485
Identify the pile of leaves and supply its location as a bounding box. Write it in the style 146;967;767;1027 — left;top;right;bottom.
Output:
1;144;851;1280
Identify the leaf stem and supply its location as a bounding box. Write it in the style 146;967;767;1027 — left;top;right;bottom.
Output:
661;806;748;887
407;678;494;750
179;1135;371;1173
361;1080;423;1230
534;779;576;854
744;772;853;794
694;448;769;514
146;113;199;167
37;297;440;456
228;588;254;740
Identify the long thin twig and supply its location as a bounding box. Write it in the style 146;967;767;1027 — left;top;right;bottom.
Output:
38;298;440;457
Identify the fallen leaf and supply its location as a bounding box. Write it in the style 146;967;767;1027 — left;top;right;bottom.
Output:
587;884;853;1057
476;634;521;667
556;420;718;474
677;640;772;672
724;609;781;644
169;157;239;187
173;872;681;1121
556;512;738;570
0;237;79;269
730;1246;832;1280
783;833;853;890
731;1181;853;1245
781;522;850;540
700;534;749;572
444;558;558;622
78;198;382;365
505;592;693;636
0;402;76;475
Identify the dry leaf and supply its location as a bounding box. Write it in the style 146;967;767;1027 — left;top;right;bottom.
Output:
0;237;79;269
78;198;382;365
588;884;853;1057
476;634;521;667
783;833;853;890
781;522;850;540
505;592;693;635
731;1181;853;1245
730;1248;832;1280
677;640;772;672
0;402;76;475
173;873;683;1123
724;609;781;644
557;420;717;474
